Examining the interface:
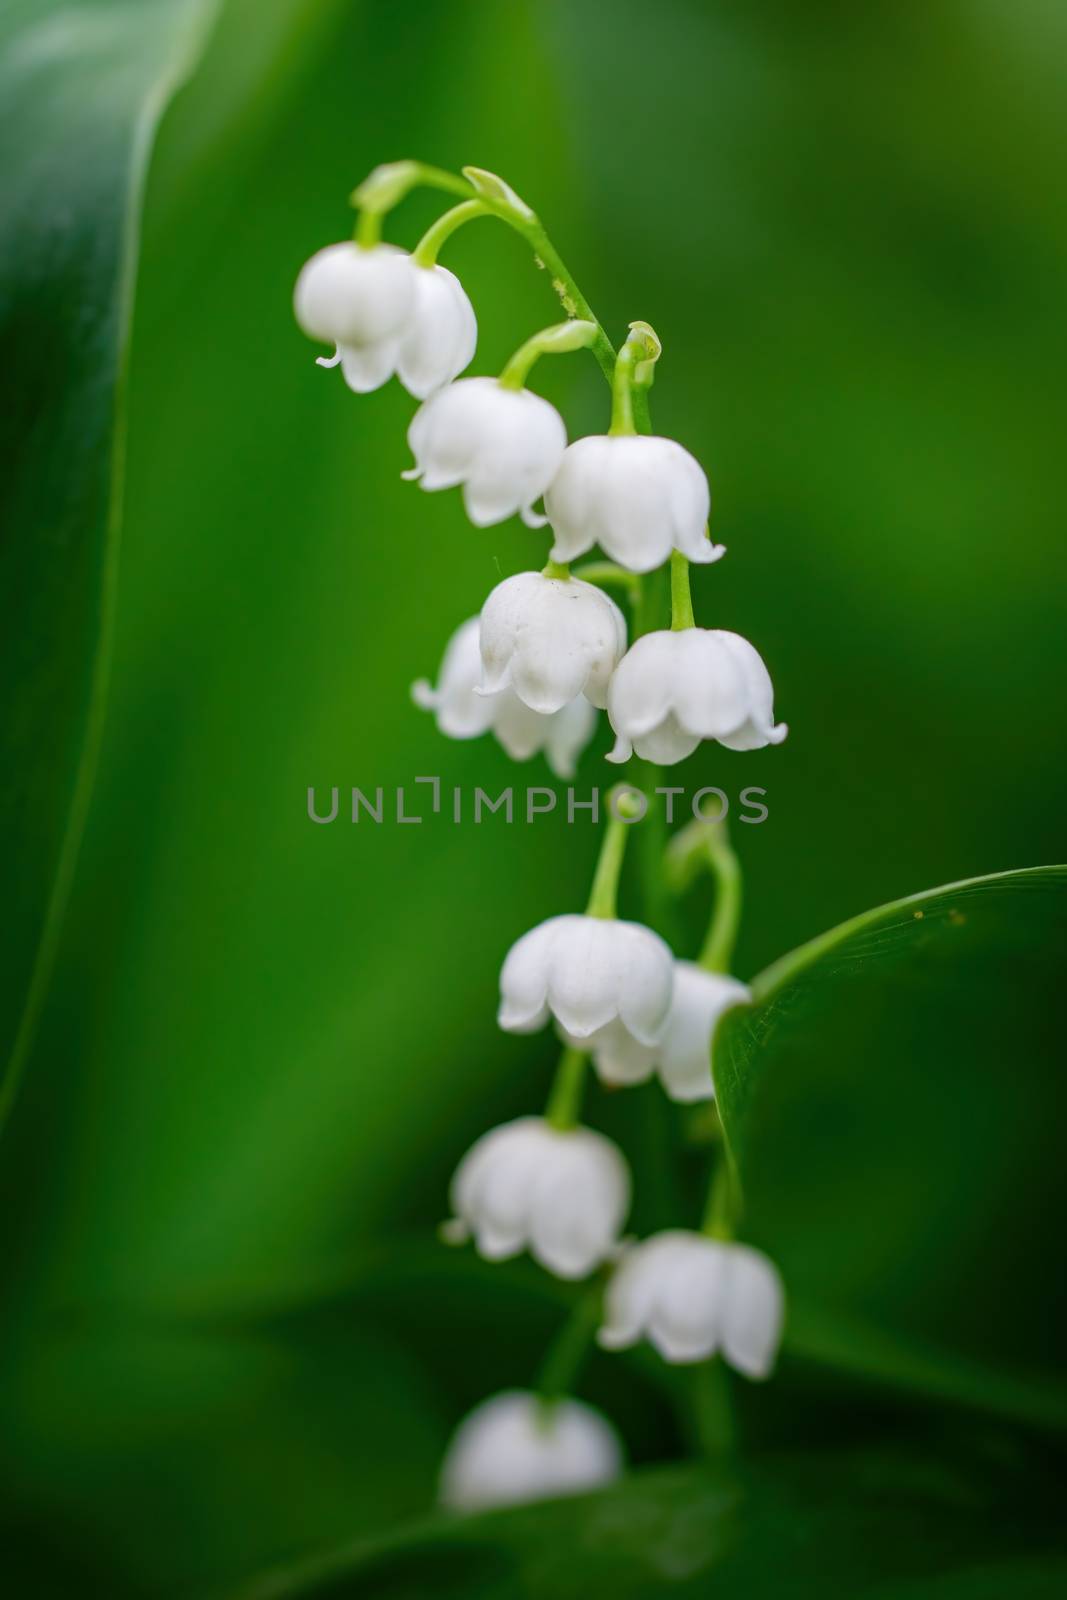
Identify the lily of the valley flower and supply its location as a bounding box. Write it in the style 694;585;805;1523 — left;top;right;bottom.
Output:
479;571;627;714
413;617;596;778
560;962;751;1102
404;377;567;528
608;628;787;765
444;1115;630;1279
294;242;476;397
438;1390;624;1512
599;1231;784;1375
544;435;724;574
498;914;674;1046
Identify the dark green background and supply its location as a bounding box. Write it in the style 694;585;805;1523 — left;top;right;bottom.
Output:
1;1;1065;1594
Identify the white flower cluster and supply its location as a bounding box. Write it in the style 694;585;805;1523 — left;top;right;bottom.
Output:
295;237;786;774
296;181;788;1515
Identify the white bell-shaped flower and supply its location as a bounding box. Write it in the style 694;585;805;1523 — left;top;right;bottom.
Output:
599;1231;784;1376
294;242;416;393
479;572;627;714
413;617;596;779
607;629;787;765
395;263;477;399
544;435;725;574
560;963;751;1102
444;1116;630;1279
439;1390;623;1512
499;914;674;1047
404;377;567;528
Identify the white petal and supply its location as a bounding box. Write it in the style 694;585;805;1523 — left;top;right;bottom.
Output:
438;1391;623;1512
720;1245;785;1380
397;264;477;399
657;964;751;1103
337;337;400;393
294;242;414;347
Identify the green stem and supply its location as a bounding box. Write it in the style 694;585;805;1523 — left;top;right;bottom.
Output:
499;319;598;390
355;208;381;248
701;1138;737;1240
692;1358;735;1461
542;558;570;581
698;831;743;974
610;341;639;435
670;551;695;630
545;1046;588;1132
412;198;490;266
571;561;640;600
536;1282;604;1413
585;790;640;919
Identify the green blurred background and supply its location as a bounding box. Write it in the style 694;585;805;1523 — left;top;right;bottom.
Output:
2;0;1066;1593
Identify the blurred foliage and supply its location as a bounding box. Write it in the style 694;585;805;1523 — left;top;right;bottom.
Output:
0;0;1065;1594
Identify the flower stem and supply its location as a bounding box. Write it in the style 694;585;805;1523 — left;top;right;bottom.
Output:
498;319;598;390
545;1046;588;1132
609;342;639;435
585;787;641;919
692;1357;735;1462
698;827;743;974
670;551;695;630
355;208;381;248
536;1281;604;1417
542;558;570;581
701;1135;737;1240
412;199;490;266
571;561;639;600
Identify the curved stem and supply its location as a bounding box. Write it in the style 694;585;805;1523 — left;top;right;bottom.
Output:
412;199;490;266
542;558;570;581
701;1140;737;1240
499;319;598;390
610;342;639;435
536;1281;604;1414
545;1046;588;1131
698;832;742;974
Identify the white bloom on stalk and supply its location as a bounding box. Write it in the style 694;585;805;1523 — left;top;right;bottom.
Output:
498;914;674;1048
560;963;751;1102
444;1116;630;1279
294;243;476;396
404;377;567;528
412;617;595;778
479;572;627;714
439;1390;623;1512
599;1231;784;1375
607;629;787;765
544;435;724;574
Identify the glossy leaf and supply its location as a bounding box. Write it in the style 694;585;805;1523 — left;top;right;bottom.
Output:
0;0;218;1128
714;867;1067;1424
229;1431;1067;1598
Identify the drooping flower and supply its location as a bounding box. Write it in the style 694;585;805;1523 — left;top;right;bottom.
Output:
412;617;596;778
444;1116;630;1279
607;629;787;765
404;377;567;528
598;1231;784;1375
544;435;725;574
560;963;751;1102
498;914;674;1047
294;244;476;397
294;242;415;392
479;571;627;714
439;1390;624;1512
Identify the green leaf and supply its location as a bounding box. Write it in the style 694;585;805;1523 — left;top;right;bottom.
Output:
714;866;1067;1425
227;1432;1067;1598
0;0;218;1130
